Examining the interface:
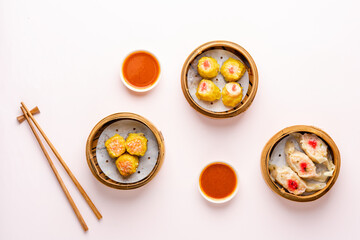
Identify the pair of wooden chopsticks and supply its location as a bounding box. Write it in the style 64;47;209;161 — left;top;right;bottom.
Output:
18;102;102;231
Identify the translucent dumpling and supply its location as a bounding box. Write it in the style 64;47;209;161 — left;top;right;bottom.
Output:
269;165;326;194
269;165;307;195
292;133;335;173
285;140;318;178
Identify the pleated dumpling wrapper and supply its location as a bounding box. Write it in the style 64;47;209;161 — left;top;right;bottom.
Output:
196;79;221;102
197;57;220;79
125;133;148;156
222;82;243;107
292;133;335;173
115;153;139;177
285;141;318;178
220;58;246;82
105;134;126;158
269;165;307;195
285;141;329;182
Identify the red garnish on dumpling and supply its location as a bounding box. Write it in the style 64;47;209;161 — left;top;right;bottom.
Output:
200;82;207;91
308;140;317;149
229;66;235;74
300;162;307;172
232;84;237;92
203;60;210;69
287;179;298;191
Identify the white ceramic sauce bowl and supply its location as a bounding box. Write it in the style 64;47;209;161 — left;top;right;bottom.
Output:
198;161;239;204
120;49;162;93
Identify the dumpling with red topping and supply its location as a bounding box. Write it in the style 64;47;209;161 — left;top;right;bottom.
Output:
197;57;219;79
285;140;329;182
125;133;148;156
196;79;221;102
269;165;307;195
285;140;318;178
292;133;335;173
220;58;246;82
222;82;243;107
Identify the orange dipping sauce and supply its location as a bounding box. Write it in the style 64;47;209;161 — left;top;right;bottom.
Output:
199;162;237;200
122;51;160;89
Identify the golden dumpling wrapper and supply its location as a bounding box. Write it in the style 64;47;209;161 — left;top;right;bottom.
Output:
196;79;221;102
220;58;246;82
125;133;148;156
105;134;126;158
222;82;243;107
116;153;139;177
197;57;219;79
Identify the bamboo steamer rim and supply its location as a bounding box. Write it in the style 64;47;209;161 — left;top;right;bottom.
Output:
86;112;165;190
181;40;259;119
260;125;341;202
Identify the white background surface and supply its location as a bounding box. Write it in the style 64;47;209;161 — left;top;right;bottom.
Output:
1;0;360;239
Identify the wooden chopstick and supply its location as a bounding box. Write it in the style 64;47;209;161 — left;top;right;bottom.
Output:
21;102;102;220
20;106;88;232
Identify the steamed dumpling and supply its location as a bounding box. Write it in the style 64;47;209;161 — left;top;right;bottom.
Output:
285;140;318;178
220;58;246;82
105;134;126;158
125;133;148;156
115;153;139;177
196;79;221;102
269;165;307;195
292;133;335;173
270;165;326;194
221;82;243;107
197;57;219;79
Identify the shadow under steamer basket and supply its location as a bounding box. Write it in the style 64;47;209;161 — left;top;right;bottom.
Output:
260;125;341;202
181;40;259;119
86;113;165;190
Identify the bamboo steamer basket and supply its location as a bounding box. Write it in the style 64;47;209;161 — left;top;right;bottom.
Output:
86;113;165;190
181;40;259;118
261;125;340;202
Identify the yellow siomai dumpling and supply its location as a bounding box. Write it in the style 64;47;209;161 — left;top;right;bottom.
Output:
221;82;243;107
196;79;221;102
220;58;246;82
105;134;126;158
197;57;219;79
125;133;148;156
115;153;139;177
